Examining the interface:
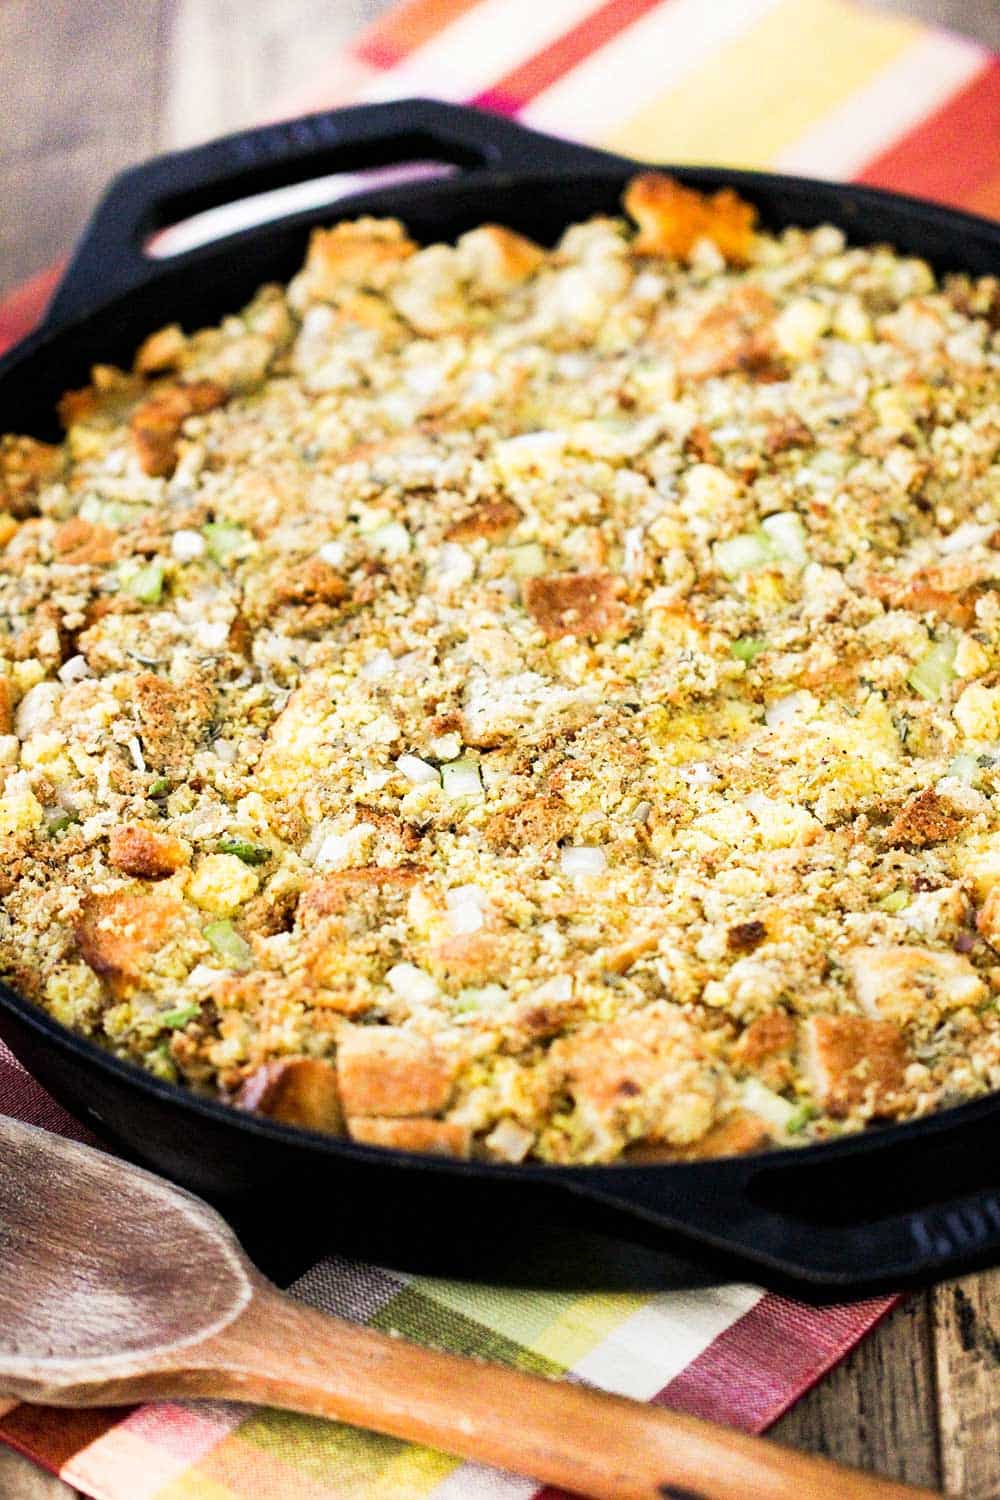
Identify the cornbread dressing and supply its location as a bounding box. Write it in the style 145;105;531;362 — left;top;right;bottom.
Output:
1;176;999;1165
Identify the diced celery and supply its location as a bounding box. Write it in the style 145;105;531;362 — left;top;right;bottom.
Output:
203;919;252;969
147;1041;178;1082
218;837;271;866
786;1103;818;1135
714;532;776;579
79;495;145;528
202;522;252;565
44;809;74;836
160;1003;200;1029
122;558;165;604
877;889;909;913
730;636;767;663
148;776;171;798
455;984;509;1012
761;511;810;567
907;640;957;701
508;542;547;578
441;758;483;799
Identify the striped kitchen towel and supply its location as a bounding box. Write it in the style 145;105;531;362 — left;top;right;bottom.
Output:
0;1043;895;1499
1;0;997;1495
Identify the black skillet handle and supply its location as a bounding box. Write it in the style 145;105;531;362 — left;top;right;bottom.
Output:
558;1110;1000;1294
45;99;628;331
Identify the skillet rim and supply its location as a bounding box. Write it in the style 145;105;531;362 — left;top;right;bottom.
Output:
0;120;999;1201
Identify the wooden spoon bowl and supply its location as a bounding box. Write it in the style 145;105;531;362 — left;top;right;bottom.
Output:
0;1114;942;1499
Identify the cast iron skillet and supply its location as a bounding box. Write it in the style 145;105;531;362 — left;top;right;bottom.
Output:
2;99;999;1298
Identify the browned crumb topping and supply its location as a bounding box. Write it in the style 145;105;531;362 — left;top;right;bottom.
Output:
1;176;999;1163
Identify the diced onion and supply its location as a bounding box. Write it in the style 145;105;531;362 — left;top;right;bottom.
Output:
171;529;206;561
314;822;375;871
761;511;810;567
441;759;483;799
531;974;573;1003
361;650;394;680
446;883;485;909
369;521;411;558
433;543;475;593
397;754;439;786
429;732;462;761
680;762;717;788
714;532;775;579
947;752;980;784
456;984;509;1011
15;684;60;741
195;620;230;651
508;542;547;579
560;845;607;877
740;1078;797;1131
485;1118;535;1162
448;901;484;935
186;963;223;990
57;655;93;685
940;521;995;555
385;962;438;1004
446;884;486;934
765;691;814;728
622;526;645;576
127;736;146;772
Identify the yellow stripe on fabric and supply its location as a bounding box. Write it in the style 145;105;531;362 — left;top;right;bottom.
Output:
410;1274;594;1352
411;1274;650;1368
605;0;920;168
528;1290;652;1368
363;1445;459;1499
154;1475;241;1500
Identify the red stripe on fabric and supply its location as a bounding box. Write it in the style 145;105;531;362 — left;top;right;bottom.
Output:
471;0;667;115
855;56;1000;211
0;1404;129;1473
656;1290;900;1431
968;168;1000;219
0;261;63;356
532;1292;900;1499
354;0;485;69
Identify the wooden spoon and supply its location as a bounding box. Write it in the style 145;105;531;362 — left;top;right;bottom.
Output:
0;1115;941;1500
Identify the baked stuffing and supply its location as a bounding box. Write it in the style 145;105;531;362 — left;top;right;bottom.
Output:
1;175;999;1164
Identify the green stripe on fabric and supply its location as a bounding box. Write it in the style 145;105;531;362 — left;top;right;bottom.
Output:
410;1274;583;1352
371;1286;564;1378
233;1409;408;1489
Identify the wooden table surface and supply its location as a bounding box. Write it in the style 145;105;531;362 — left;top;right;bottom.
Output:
1;2;999;1495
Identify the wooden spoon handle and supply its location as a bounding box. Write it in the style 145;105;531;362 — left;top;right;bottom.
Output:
169;1284;941;1500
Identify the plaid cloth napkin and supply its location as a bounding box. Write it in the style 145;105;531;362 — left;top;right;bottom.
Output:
2;1;998;1494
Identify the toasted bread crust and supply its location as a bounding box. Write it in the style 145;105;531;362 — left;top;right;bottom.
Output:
336;1027;456;1117
108;825;189;880
522;571;627;641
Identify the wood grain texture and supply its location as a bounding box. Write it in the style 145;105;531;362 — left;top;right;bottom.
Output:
0;0;168;300
933;1270;1000;1500
0;1117;944;1500
772;1296;942;1492
1;1;1000;1496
